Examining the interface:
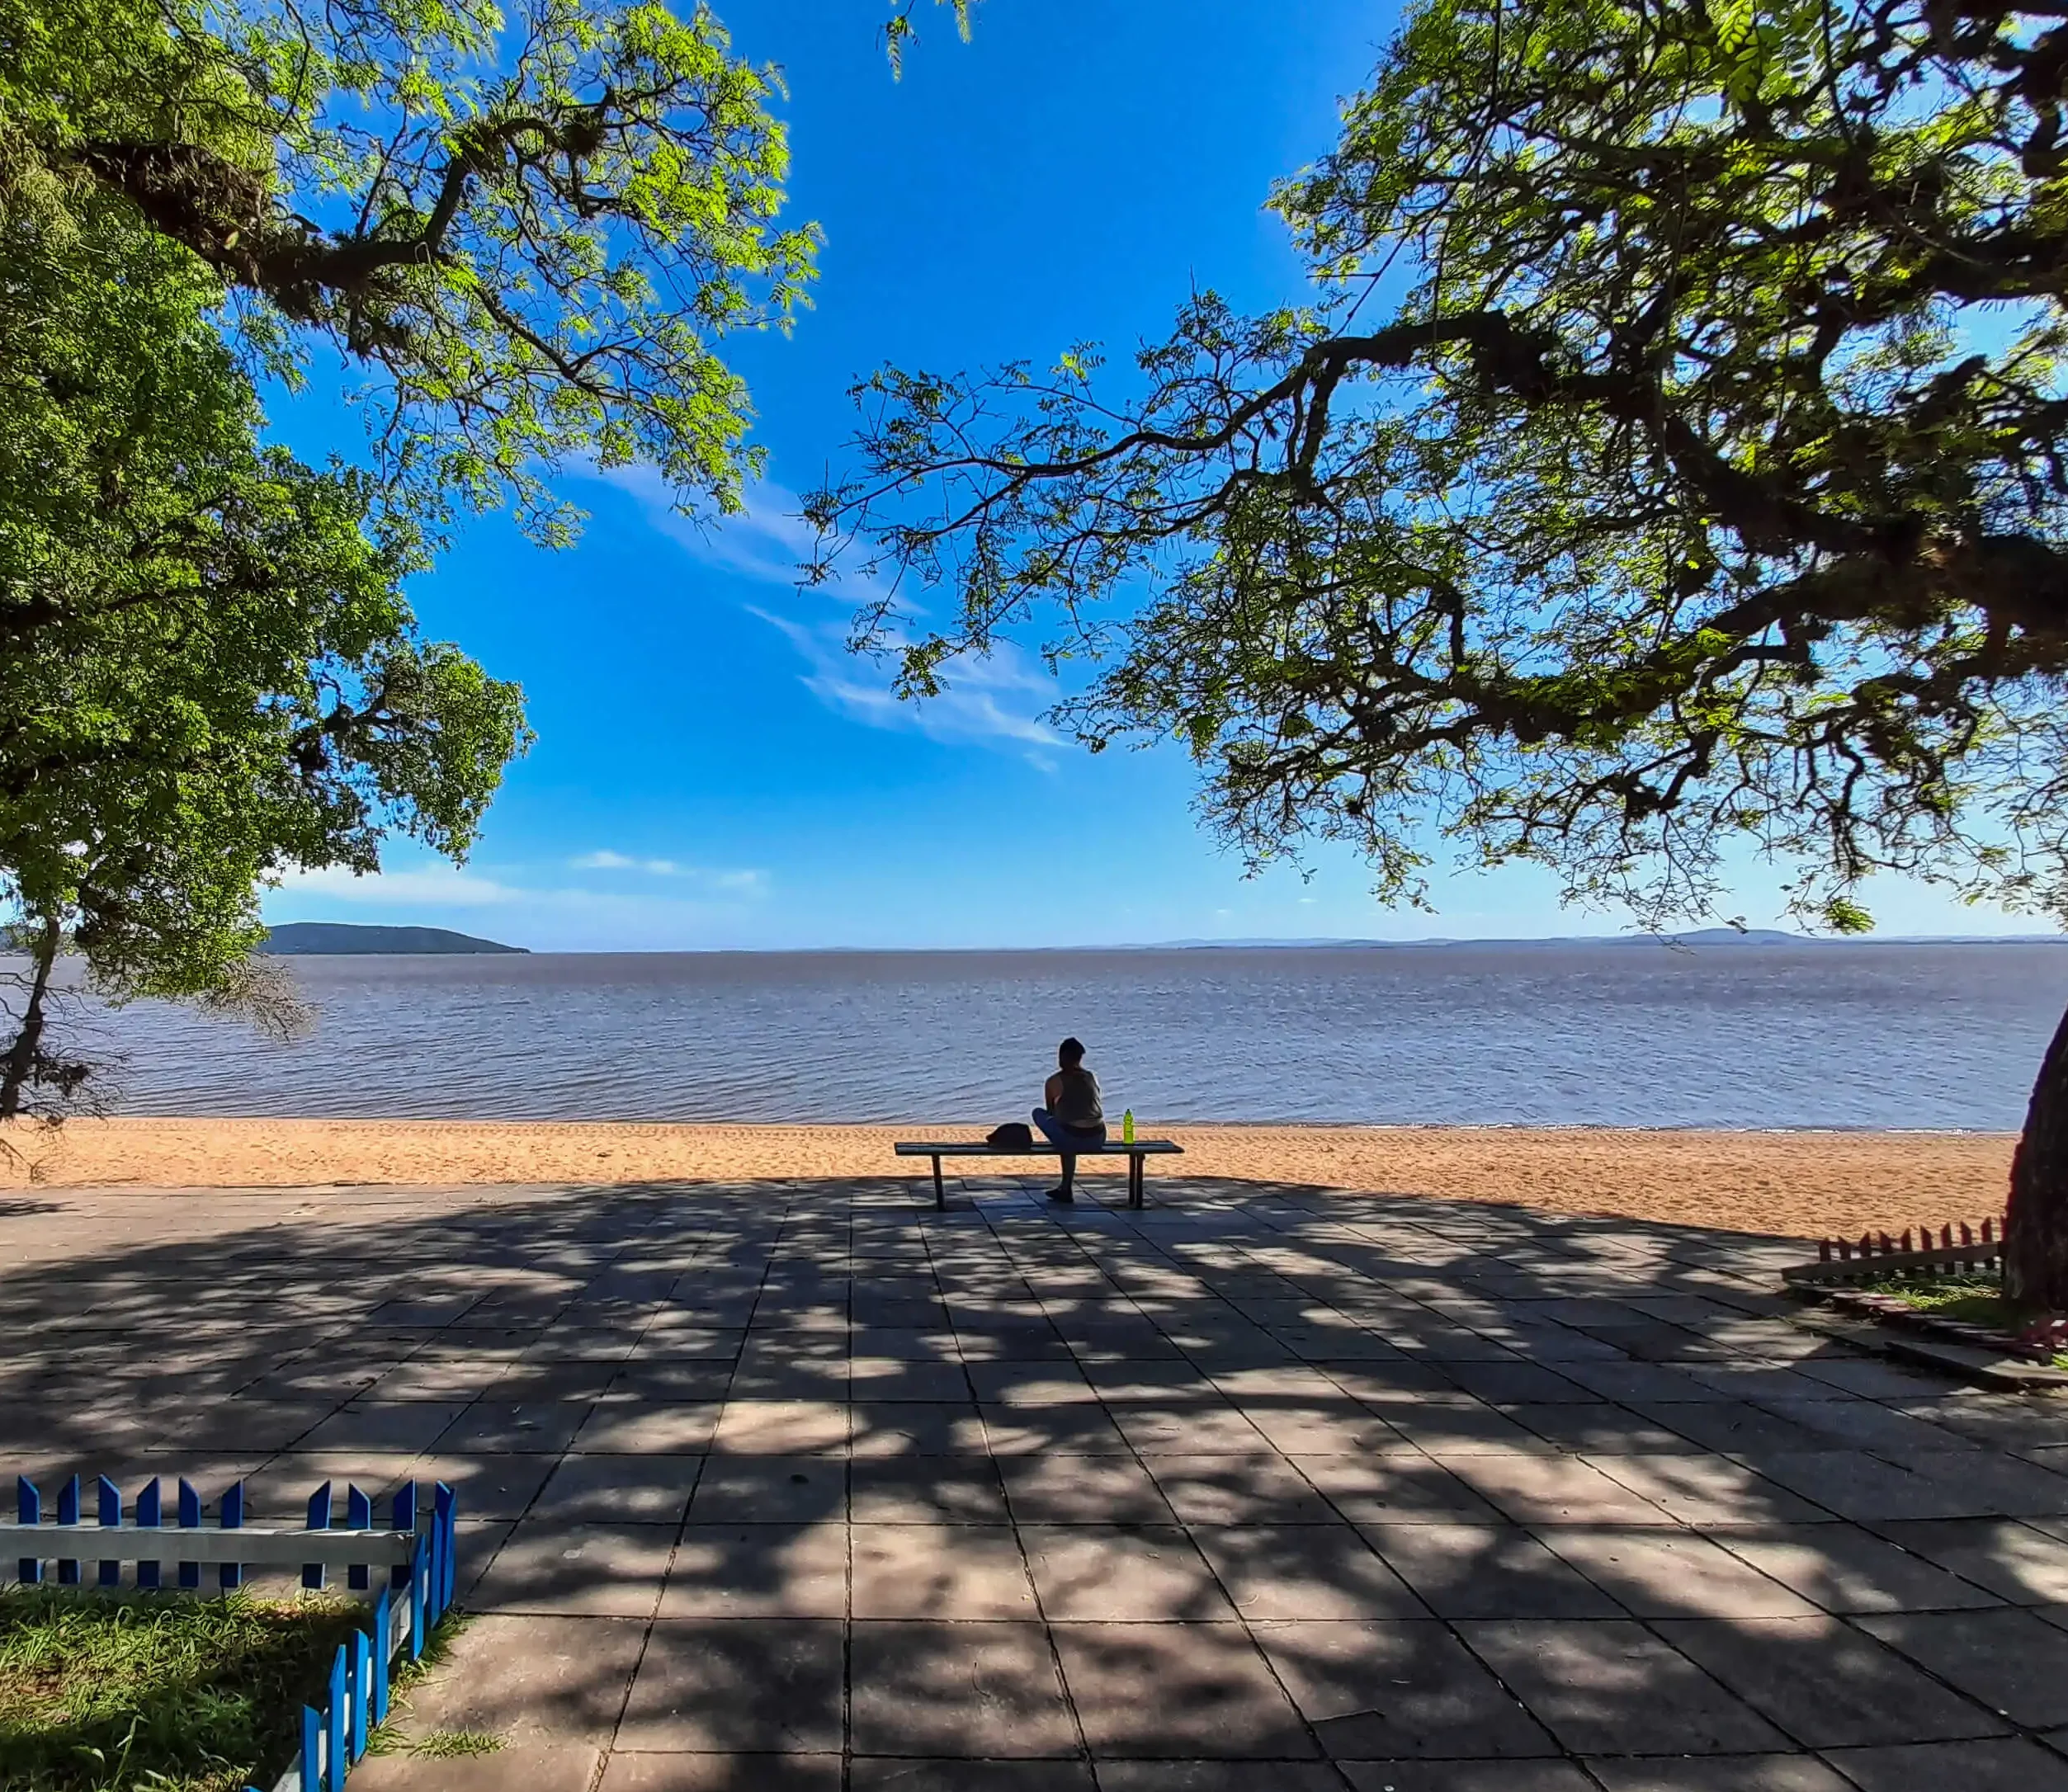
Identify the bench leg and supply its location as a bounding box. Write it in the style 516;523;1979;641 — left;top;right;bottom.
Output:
932;1155;946;1213
1129;1153;1144;1210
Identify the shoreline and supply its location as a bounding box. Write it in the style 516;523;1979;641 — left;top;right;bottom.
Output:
2;1117;2015;1241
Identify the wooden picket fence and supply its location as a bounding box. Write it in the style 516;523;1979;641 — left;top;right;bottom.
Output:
1;1473;456;1792
1785;1215;2009;1287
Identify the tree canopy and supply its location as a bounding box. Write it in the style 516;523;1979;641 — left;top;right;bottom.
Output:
1;0;817;540
0;185;528;1115
813;0;2068;933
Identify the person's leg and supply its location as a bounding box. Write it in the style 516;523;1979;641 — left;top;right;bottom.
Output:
1032;1108;1075;1201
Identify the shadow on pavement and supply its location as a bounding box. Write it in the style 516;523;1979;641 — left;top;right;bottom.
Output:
4;1173;2068;1790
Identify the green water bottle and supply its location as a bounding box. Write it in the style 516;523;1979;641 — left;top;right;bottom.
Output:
1122;1109;1136;1144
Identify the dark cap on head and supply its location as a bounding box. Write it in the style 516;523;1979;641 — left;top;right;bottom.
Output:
1058;1036;1085;1062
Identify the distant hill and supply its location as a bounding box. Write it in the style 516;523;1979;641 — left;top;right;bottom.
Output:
260;922;526;955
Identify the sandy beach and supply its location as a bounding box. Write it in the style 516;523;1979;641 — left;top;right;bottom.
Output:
0;1116;2014;1241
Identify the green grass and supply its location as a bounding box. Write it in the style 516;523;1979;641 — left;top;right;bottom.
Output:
0;1586;371;1792
1854;1271;2068;1369
404;1728;502;1757
1857;1271;2017;1330
361;1609;492;1760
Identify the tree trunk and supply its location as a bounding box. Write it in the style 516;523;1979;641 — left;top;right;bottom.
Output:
2006;995;2068;1310
0;913;61;1120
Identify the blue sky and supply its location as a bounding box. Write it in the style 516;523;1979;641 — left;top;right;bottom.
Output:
262;0;2037;951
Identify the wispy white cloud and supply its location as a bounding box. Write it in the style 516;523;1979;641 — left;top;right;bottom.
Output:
569;851;769;896
573;849;679;875
275;865;522;908
597;465;1064;759
598;466;837;594
752;607;1065;759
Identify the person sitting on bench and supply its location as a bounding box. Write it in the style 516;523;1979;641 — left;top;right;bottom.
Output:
1033;1035;1106;1204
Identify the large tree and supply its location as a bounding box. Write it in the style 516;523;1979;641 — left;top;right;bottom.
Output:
0;190;527;1117
813;0;2068;1299
1;0;966;540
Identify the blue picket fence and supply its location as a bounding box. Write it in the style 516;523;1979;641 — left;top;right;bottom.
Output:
2;1472;456;1792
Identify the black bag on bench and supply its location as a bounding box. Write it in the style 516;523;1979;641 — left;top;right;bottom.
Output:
985;1122;1034;1149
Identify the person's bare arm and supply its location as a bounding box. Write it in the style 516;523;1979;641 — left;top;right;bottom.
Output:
1045;1072;1062;1107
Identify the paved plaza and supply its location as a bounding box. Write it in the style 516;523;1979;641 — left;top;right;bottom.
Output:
9;1174;2068;1790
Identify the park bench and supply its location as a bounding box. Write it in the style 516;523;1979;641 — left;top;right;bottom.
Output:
895;1137;1183;1211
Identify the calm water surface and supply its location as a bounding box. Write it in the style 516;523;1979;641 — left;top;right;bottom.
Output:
68;942;2068;1130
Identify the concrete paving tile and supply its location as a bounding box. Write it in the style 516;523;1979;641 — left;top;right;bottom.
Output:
1187;1525;1429;1620
396;1612;647;1741
1380;1403;1559;1453
1001;1454;1177;1523
1853;1607;2068;1726
847;1327;965;1361
489;1359;622;1402
1903;1399;2068;1452
294;1401;467;1453
1440;1363;1598;1404
849;1401;990;1456
1687;1365;1853;1402
857;1765;1095;1791
967;1363;1102;1406
1749;1396;1976;1456
575;1401;725;1454
1536;1528;1820;1619
1022;1526;1237;1621
469;1520;677;1616
616;1619;844;1752
1655;1615;2010;1745
1710;1524;2006;1613
1334;1768;1595;1792
687;1457;847;1524
982;1406;1136;1455
852;1523;1038;1618
435;1399;594;1454
1360;1523;1626;1620
607;1362;737;1401
1432;1452;1678;1525
600;1757;843;1791
1584;1757;1853;1790
1084;1362;1224;1402
1456;1620;1792;1753
850;1620;1078;1756
1896;1450;2068;1518
1250;1618;1556;1760
660;1521;848;1617
1580;1452;1830;1525
1052;1621;1316;1759
1732;1450;2004;1522
1206;1366;1348;1402
1498;1403;1708;1455
851;1456;1011;1523
1868;1518;2068;1604
1820;1738;2068;1791
1286;1453;1505;1523
1553;1362;1738;1403
405;1452;558;1521
532;1452;703;1523
710;1399;850;1455
1234;1404;1407;1455
350;1740;602;1790
1792;1358;1957;1398
1098;1767;1347;1790
1141;1453;1340;1525
848;1361;975;1404
1109;1407;1273;1455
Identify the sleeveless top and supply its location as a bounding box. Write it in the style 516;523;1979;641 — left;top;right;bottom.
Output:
1053;1065;1104;1130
